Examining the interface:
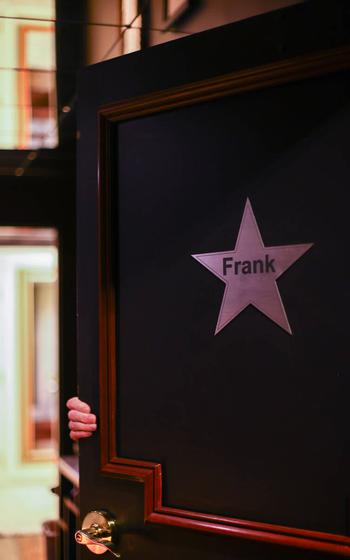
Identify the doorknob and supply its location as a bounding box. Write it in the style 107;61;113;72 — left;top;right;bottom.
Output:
75;510;120;557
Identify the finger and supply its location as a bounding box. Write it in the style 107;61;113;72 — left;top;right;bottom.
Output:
70;430;93;441
69;421;97;432
68;410;96;424
66;396;91;413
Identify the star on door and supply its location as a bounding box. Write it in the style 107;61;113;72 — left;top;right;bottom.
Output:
192;199;313;335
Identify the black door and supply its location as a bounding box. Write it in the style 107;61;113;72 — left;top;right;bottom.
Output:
77;3;350;558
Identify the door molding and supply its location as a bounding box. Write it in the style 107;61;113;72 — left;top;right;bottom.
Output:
98;45;350;556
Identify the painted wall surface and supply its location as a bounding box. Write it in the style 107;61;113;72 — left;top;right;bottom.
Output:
148;0;304;46
85;0;304;63
87;0;123;64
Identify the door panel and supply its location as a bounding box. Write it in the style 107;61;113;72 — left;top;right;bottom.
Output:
113;76;350;532
77;3;350;558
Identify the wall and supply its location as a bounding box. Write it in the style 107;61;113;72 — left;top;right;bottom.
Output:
148;0;305;46
86;0;123;64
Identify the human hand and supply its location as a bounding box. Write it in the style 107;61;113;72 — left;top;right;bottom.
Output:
66;397;97;441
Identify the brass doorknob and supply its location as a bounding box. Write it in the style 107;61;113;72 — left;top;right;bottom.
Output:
75;510;120;557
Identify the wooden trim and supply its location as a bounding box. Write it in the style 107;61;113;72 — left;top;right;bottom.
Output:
100;45;350;123
148;512;350;557
63;496;80;517
19;269;58;463
59;456;80;488
18;24;55;149
20;273;35;460
162;0;191;29
98;45;350;555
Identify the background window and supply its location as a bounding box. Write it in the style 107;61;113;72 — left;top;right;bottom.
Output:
0;0;57;149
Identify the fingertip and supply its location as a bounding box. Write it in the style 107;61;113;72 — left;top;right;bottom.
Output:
66;396;77;408
70;430;93;440
80;402;91;413
66;396;91;413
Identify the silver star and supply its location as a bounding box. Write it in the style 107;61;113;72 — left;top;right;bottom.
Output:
192;199;313;335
